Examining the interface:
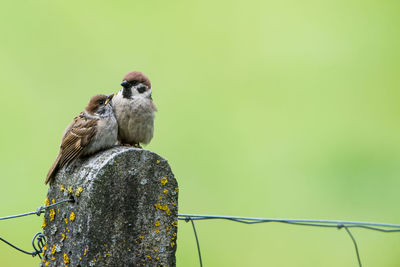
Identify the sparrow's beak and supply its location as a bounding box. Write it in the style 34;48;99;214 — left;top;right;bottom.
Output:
121;80;129;88
105;94;114;105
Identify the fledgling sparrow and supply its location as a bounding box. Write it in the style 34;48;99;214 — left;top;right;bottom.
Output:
112;71;157;147
45;94;117;184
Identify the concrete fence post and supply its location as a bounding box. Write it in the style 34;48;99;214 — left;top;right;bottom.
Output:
40;146;178;267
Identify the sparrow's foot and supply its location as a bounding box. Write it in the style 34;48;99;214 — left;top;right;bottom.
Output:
133;143;142;149
122;143;132;147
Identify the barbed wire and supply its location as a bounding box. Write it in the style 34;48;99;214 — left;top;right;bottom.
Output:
0;198;74;258
1;201;400;266
178;214;400;267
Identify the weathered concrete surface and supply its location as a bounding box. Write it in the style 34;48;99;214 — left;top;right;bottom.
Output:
40;147;178;267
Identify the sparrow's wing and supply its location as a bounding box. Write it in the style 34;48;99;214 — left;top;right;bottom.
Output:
58;113;98;168
45;152;62;184
45;113;97;184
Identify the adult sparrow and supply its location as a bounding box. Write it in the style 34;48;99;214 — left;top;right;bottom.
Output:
112;71;157;147
45;94;117;184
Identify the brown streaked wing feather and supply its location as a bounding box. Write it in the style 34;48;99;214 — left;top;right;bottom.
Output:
57;114;97;168
45;152;62;184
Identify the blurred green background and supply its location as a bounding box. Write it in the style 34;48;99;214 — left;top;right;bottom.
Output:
1;0;400;266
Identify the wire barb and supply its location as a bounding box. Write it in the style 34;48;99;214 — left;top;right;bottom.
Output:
0;198;73;221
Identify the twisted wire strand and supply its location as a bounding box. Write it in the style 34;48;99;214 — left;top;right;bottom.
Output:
179;214;400;267
0;198;73;258
0;198;73;221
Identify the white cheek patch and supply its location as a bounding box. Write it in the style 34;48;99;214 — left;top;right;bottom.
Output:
130;84;151;98
145;88;153;98
130;86;141;97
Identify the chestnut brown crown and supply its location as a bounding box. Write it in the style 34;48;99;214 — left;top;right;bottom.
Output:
123;71;151;89
85;94;112;115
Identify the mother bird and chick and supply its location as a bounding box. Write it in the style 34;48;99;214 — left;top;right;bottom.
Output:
45;71;157;184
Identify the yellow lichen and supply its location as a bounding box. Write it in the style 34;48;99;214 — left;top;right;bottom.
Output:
159;196;162;200
154;248;159;252
51;245;56;255
84;248;87;256
69;212;76;221
43;244;47;251
41;218;47;228
61;233;66;241
45;197;50;206
175;187;179;192
68;186;73;194
172;233;177;237
146;256;152;260
156;257;160;261
139;235;144;239
171;202;176;206
64;218;68;224
166;226;171;232
64;253;70;264
66;227;70;232
155;229;160;234
60;185;66;191
75;187;83;197
161;204;168;211
163;189;169;194
51;199;55;204
94;257;97;262
156;160;160;164
155;221;160;227
165;209;171;216
172;221;178;227
51;257;55;261
49;209;55;221
171;242;175;248
160;177;168;185
45;261;49;266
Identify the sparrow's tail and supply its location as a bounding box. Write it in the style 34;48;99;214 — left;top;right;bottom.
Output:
45;153;62;185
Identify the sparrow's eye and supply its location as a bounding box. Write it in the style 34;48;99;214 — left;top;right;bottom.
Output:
98;100;105;105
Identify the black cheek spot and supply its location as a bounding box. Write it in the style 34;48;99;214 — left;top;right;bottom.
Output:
137;86;146;94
